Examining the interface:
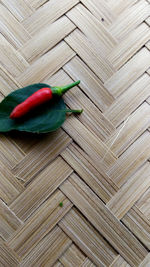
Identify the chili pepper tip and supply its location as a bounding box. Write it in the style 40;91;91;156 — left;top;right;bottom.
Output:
60;80;80;94
52;80;80;96
79;108;83;113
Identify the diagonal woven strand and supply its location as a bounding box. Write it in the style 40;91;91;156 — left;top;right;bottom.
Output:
101;116;130;163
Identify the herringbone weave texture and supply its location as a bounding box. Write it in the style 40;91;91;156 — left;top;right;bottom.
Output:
0;1;150;266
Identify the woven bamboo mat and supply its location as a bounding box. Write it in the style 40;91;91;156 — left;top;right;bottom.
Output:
0;0;150;266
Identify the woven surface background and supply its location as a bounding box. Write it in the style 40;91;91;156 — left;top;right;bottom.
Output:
0;0;150;266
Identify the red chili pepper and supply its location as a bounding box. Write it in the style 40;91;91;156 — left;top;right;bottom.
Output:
10;80;80;119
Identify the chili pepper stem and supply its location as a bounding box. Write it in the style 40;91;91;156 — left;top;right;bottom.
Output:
50;109;83;113
60;80;80;94
52;80;80;96
65;108;83;114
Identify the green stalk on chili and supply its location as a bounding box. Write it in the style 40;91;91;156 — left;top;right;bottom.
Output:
10;80;81;119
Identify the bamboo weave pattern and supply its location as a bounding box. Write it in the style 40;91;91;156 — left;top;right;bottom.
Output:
0;1;150;266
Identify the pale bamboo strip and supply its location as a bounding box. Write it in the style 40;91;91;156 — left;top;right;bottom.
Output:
20;16;75;62
105;102;150;156
26;0;49;9
107;131;150;187
8;190;72;257
0;241;21;266
16;41;75;86
0;165;24;204
0;4;30;49
145;16;150;26
145;40;150;50
107;23;150;69
67;4;117;55
0;65;21;93
147;67;150;75
0;70;19;96
61;143;118;203
0;134;24;168
107;162;150;219
81;258;96;267
1;0;33;22
81;0;115;26
110;255;130;267
53;262;63;267
66;144;117;191
62;115;117;171
139;253;150;267
10;157;73;220
59;244;86;266
136;188;150;221
0;199;23;241
108;0;138;16
60;174;148;266
0;34;29;77
104;47;150;97
122;206;150;250
12;129;72;183
104;73;150;127
63;56;114;112
108;0;150;40
59;208;117;266
20;226;72;267
0;162;24;193
65;29;115;82
0;184;17;208
22;0;79;35
46;69;115;141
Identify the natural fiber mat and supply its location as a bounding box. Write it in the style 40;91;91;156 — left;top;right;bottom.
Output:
0;0;150;266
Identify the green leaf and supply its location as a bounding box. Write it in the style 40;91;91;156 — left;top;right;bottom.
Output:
0;83;67;133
